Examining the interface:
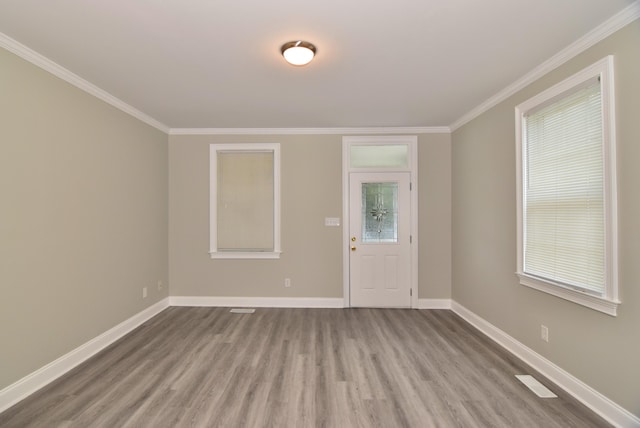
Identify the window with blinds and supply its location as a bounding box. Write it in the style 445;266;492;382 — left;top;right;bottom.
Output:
209;143;281;259
524;80;604;292
217;151;274;252
515;56;618;316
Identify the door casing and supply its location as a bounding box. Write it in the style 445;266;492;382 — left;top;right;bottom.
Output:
342;136;419;308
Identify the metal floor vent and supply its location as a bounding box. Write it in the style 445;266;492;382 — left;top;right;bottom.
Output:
515;375;557;398
230;308;256;314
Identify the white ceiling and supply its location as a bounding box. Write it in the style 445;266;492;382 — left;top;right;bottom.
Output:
0;0;637;130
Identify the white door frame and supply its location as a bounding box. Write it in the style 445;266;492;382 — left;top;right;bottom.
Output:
342;136;419;308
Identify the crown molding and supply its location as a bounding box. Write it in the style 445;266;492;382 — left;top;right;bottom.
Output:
0;32;170;134
169;126;450;135
449;1;640;132
5;0;637;137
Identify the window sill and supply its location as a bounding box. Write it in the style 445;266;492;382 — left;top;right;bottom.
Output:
210;251;281;260
517;273;619;316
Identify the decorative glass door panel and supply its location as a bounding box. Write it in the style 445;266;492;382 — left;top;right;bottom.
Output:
362;183;398;243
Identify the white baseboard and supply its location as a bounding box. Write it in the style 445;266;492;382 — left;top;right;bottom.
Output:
451;301;640;428
0;298;170;414
4;296;637;428
170;296;345;308
417;298;452;309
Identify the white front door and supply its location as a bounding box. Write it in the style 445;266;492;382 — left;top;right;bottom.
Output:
349;172;411;307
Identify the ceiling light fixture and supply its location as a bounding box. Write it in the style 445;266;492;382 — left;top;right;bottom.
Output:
281;41;316;66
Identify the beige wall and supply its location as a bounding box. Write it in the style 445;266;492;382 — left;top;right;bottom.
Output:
418;133;452;299
169;133;451;300
451;21;640;416
0;48;169;390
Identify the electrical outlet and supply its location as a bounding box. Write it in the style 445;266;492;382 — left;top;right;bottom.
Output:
157;280;163;291
541;325;549;342
143;287;148;298
284;278;291;288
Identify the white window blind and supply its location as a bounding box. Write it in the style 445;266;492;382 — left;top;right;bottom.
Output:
523;80;604;293
217;151;274;252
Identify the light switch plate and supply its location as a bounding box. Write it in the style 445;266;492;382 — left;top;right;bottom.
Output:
324;217;340;226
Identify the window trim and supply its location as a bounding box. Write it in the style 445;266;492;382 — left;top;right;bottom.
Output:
515;56;619;316
209;143;281;259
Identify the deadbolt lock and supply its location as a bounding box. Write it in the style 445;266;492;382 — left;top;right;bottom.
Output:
351;237;356;242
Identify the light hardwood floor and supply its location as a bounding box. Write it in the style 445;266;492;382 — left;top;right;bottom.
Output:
0;307;610;427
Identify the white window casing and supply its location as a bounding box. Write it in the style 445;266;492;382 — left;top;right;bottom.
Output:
515;56;619;316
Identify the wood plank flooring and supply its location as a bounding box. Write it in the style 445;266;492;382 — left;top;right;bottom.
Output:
0;307;610;427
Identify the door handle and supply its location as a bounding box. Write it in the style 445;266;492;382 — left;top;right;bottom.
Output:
351;246;356;251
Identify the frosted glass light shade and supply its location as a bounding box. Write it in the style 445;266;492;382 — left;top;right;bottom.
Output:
281;41;316;66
